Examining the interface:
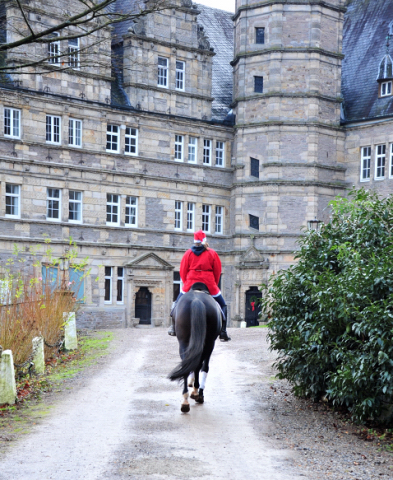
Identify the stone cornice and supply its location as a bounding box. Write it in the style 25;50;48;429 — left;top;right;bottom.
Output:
231;179;349;189
231;47;344;66
260;161;346;172
232;91;343;107
233;0;347;21
235;120;343;132
123;81;214;102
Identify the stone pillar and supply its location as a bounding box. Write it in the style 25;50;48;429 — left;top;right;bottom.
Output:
64;312;78;350
32;337;45;374
0;350;17;405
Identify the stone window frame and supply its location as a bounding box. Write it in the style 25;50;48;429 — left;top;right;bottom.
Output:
46;187;62;222
68;190;83;224
106;124;120;153
203;139;212;165
187;202;195;231
125;196;138;227
104;266;113;304
46;115;61;144
390;144;393;179
254;76;264;94
68;37;80;69
249;214;259;231
68;118;82;147
250;157;260;178
174;200;183;230
360;146;371;182
215;141;225;167
255;27;265;45
202;204;211;233
117;267;124;304
4;107;21;139
5;183;21;219
106;193;120;226
375;144;386;180
174;134;184;162
380;81;392;98
125;127;138;156
48;32;60;65
215;205;224;235
175;60;185;91
188;136;197;163
158;56;169;88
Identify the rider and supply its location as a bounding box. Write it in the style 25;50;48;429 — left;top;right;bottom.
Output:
168;230;231;342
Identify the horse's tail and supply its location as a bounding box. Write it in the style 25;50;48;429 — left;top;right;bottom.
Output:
169;298;206;381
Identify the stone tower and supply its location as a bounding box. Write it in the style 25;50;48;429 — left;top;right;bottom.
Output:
232;0;347;270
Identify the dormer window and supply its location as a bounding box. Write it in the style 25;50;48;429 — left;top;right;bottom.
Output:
381;81;392;97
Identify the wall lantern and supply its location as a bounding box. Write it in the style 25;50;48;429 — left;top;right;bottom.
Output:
307;218;322;232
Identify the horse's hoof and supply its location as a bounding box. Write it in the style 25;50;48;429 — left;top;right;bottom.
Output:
195;396;204;404
188;382;193;387
181;404;190;413
190;392;198;400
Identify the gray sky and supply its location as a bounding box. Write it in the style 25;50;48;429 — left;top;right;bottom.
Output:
197;0;235;13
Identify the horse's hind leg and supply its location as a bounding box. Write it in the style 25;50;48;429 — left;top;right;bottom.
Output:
190;368;200;400
188;371;195;387
181;375;190;413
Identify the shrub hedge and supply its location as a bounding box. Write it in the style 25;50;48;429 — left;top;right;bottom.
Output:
262;188;393;422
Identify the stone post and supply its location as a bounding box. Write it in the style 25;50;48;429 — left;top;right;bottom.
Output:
32;337;45;374
64;312;78;350
0;350;17;405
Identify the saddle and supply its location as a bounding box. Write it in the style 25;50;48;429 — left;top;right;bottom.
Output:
190;282;210;294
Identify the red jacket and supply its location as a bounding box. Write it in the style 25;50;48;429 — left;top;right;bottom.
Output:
180;246;221;296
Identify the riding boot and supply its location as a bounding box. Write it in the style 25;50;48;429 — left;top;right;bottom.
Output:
168;301;176;336
219;305;231;341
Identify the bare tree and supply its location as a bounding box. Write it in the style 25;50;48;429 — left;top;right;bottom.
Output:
0;0;168;74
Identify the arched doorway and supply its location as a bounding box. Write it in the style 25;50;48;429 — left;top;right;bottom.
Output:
245;286;262;327
135;287;152;325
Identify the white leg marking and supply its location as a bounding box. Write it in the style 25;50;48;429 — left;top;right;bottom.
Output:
200;371;208;390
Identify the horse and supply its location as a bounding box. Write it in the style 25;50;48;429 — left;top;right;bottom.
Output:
168;284;221;413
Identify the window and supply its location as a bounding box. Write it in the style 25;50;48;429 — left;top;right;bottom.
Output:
5;184;20;218
375;144;386;179
390;144;393;178
47;188;61;221
360;147;371;181
256;27;265;44
254;76;264;93
249;214;259;231
175;201;183;230
187;202;195;231
46;115;61;144
69;118;82;147
104;266;112;303
251;157;260;178
158;57;168;87
69;267;85;303
68;38;80;69
69;190;82;223
188;137;197;163
48;33;60;64
106;125;119;152
175;135;184;161
215;141;225;167
203;139;212;165
215;206;223;234
125;127;138;155
117;267;124;303
4;108;20;138
106;194;120;225
381;81;392;97
125;196;137;226
173;271;181;301
202;204;211;233
176;61;185;90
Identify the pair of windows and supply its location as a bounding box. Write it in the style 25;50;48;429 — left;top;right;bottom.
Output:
104;266;125;304
380;81;392;97
47;188;83;222
158;57;185;91
48;33;80;69
174;135;225;166
106;194;138;227
361;145;393;181
174;202;223;234
106;125;138;155
42;265;85;302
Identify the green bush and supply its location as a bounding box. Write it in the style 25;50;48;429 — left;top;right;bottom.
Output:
262;188;393;422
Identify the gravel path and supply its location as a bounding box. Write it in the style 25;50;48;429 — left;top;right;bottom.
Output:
0;328;392;479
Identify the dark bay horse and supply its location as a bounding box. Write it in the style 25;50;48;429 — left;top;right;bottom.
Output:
169;285;221;413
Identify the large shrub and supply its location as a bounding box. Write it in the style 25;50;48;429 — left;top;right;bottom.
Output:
262;188;393;422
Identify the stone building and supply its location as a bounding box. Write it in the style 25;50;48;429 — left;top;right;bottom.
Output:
0;0;391;329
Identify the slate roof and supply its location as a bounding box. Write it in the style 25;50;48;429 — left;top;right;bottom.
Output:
195;4;234;121
342;0;393;123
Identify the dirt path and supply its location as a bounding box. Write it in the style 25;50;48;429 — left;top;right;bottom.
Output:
0;328;306;480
